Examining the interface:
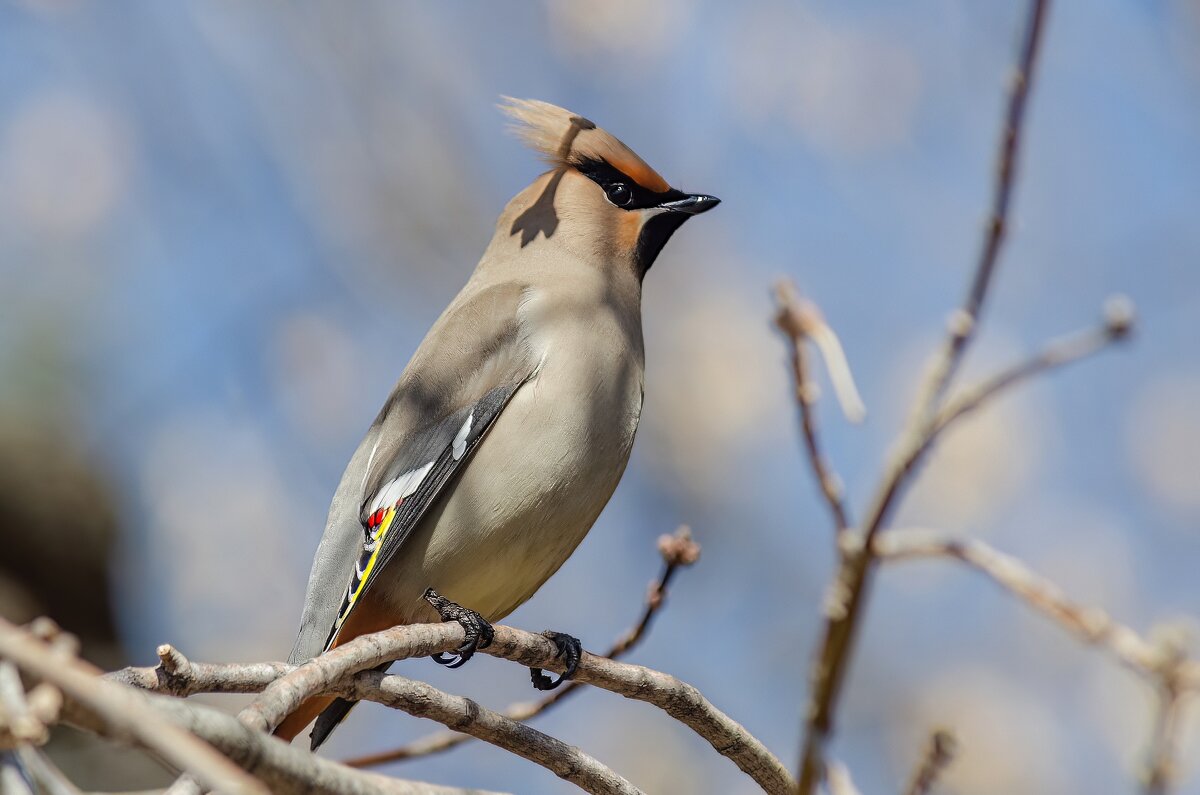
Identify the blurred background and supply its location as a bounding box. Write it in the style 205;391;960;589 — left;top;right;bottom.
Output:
1;1;1198;793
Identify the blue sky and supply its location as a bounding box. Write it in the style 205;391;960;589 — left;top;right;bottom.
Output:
1;2;1198;793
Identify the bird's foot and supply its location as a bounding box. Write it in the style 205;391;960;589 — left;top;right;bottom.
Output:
530;630;581;691
423;588;494;669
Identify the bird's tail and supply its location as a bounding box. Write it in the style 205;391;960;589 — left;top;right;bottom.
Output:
272;694;337;746
272;662;390;749
311;696;361;749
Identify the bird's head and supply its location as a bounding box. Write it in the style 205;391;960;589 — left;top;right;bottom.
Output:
499;98;719;278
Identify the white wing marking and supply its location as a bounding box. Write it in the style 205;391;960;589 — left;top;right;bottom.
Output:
361;436;383;490
369;461;435;514
452;411;474;460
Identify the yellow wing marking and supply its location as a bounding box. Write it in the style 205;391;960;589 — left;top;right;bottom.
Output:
326;505;398;648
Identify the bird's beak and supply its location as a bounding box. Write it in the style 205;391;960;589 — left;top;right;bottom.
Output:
658;193;721;215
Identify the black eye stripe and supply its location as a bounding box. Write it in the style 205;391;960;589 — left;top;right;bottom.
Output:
575;157;686;211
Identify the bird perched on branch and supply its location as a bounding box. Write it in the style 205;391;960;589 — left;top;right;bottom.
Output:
276;98;719;748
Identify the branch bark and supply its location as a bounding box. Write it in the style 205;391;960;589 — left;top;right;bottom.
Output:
341;670;640;795
1144;681;1188;795
113;620;793;795
931;297;1133;437
875;530;1200;688
878;529;1199;794
774;281;855;538
795;2;1053;790
903;729;957;795
62;687;503;795
0;618;269;795
344;527;700;768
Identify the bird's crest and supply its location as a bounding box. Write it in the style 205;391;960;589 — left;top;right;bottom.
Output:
500;97;669;193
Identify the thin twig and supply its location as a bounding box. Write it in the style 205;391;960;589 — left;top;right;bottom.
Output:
1142;625;1193;795
342;670;641;795
0;618;269;795
62;687;507;795
878;529;1200;793
344;527;700;768
911;0;1052;416
795;2;1052;791
1143;684;1184;795
904;729;957;795
115;621;794;794
774;281;854;536
874;530;1200;688
932;296;1133;436
0;661;46;749
108;650;290;696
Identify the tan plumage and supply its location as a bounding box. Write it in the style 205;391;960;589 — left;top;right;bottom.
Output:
277;99;717;747
500;97;670;192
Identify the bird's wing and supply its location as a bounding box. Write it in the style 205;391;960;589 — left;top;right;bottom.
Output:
289;281;538;661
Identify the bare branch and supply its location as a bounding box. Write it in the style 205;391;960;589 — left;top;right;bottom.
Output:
874;530;1200;688
932;299;1133;436
1144;682;1188;795
904;729;957;795
0;617;269;795
155;636;640;795
878;529;1200;793
109;647;290;696
115;620;793;794
155;661;639;795
911;0;1053;415
342;670;640;795
796;2;1053;790
0;662;46;749
773;280;854;536
62;687;505;795
345;527;700;768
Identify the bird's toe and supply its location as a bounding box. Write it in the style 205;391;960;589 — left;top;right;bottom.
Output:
530;630;582;691
424;588;493;668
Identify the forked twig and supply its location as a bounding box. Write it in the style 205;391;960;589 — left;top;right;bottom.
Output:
796;3;1055;790
774;281;857;537
343;527;700;768
0;618;269;795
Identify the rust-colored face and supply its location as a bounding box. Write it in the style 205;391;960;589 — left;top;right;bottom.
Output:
502;97;719;274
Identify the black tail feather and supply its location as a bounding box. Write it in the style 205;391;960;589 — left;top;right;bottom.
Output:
310;661;391;750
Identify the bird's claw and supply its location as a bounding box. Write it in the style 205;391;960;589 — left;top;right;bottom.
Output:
530;630;581;691
424;588;494;669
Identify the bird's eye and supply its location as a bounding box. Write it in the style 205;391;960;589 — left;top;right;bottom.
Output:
606;183;632;207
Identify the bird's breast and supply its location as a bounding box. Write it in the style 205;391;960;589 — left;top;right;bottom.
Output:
403;281;645;620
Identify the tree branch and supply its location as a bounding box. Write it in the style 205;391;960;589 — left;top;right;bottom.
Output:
113;620;793;794
874;530;1200;689
341;670;640;795
931;296;1133;437
773;281;855;537
903;729;957;795
344;527;701;768
0;617;269;795
795;2;1053;790
62;686;505;795
912;0;1052;414
1144;679;1189;795
878;529;1199;794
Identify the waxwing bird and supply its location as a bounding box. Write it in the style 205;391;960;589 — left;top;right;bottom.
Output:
275;98;719;748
